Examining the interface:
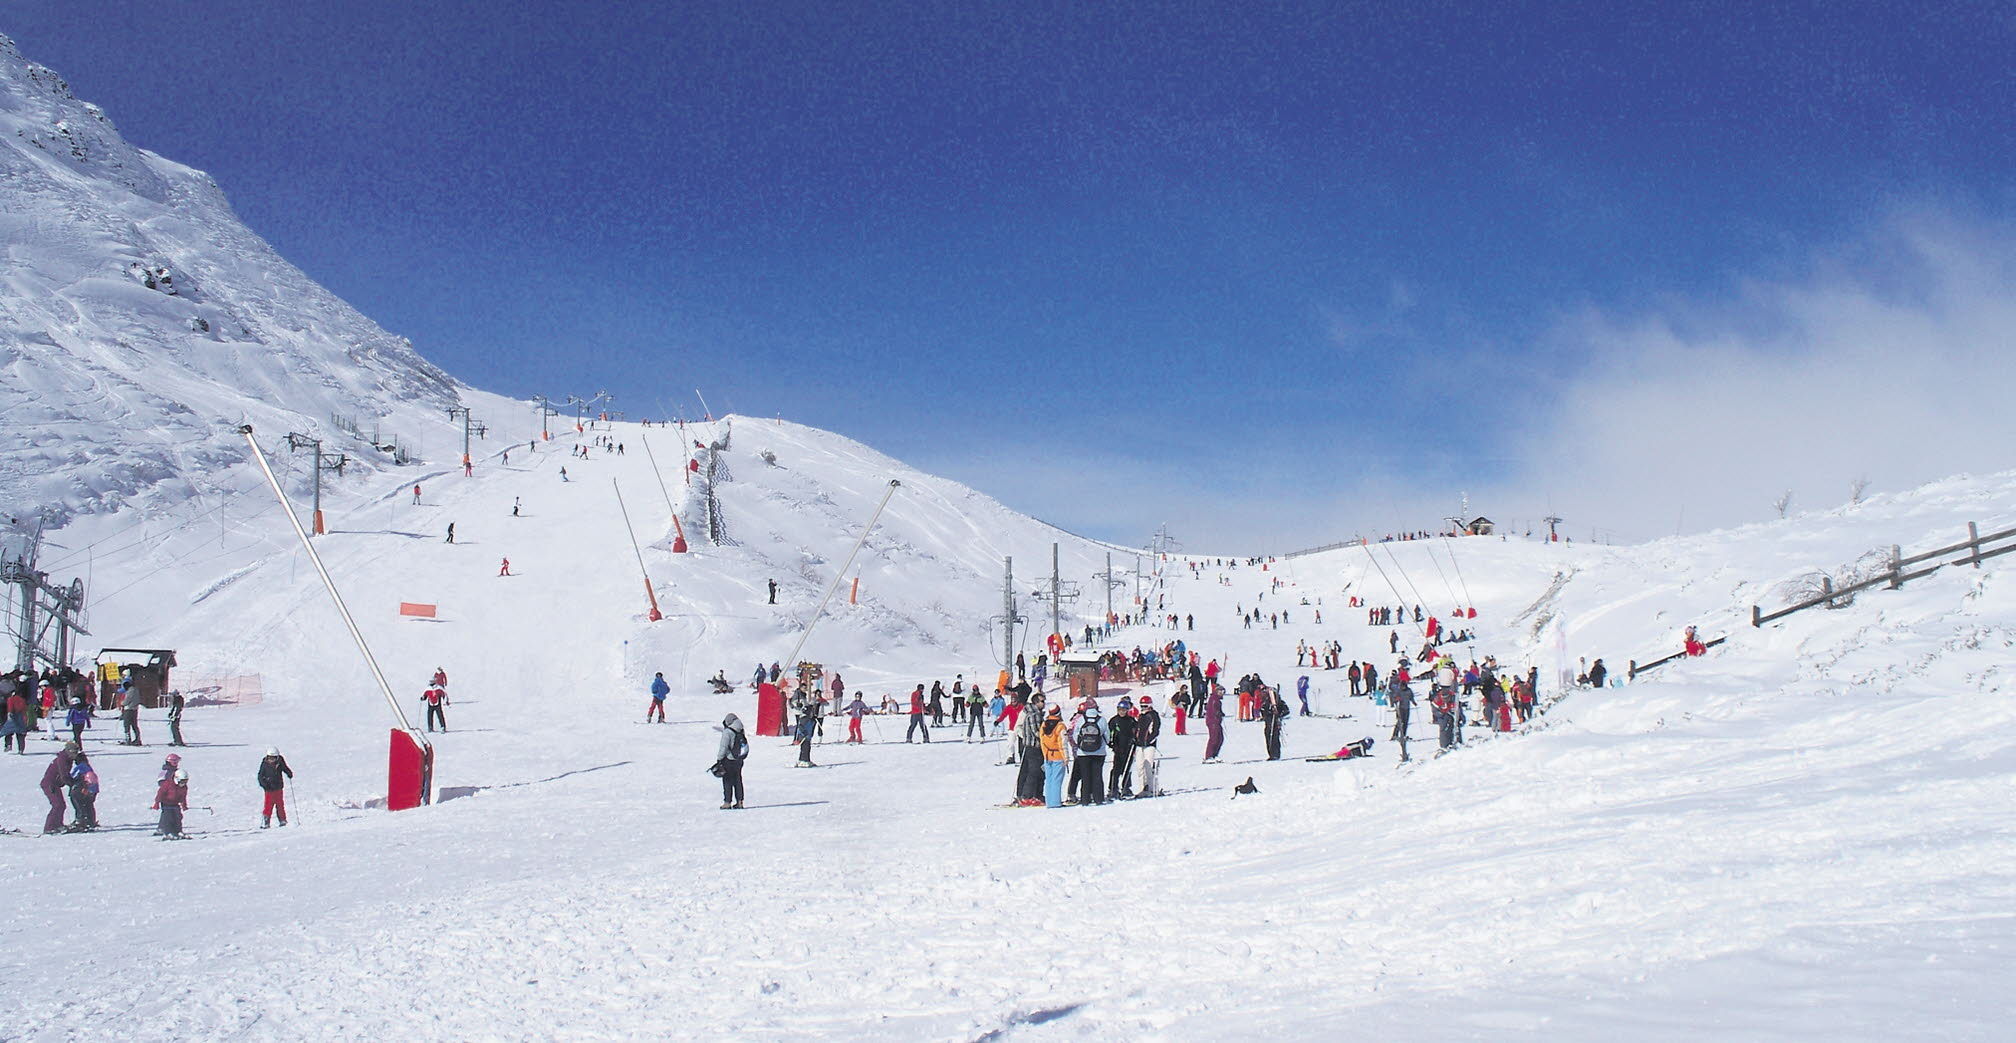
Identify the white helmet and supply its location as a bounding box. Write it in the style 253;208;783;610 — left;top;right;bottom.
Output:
174;769;188;782
266;747;279;757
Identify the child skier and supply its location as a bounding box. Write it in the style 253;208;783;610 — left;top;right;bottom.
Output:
67;749;99;830
845;693;868;744
154;767;190;838
259;747;294;827
65;696;92;744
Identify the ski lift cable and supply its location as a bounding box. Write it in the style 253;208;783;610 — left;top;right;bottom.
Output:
1443;535;1477;610
1380;544;1434;634
1358;543;1428;636
1422;535;1462;609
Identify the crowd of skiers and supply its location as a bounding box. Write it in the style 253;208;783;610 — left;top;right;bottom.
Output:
1375;654;1546;756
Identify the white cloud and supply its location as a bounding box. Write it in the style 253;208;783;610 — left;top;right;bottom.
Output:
1496;210;2016;540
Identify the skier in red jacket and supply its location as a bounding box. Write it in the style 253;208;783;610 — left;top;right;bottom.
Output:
905;685;930;743
422;686;450;732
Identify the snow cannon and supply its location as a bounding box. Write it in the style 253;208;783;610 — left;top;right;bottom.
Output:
387;729;434;810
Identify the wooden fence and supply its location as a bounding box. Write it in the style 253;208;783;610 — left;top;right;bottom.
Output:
1629;520;2012;681
1627;635;1728;682
1751;521;2016;628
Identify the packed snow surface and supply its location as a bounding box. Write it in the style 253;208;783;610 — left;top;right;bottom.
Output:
5;409;2013;1041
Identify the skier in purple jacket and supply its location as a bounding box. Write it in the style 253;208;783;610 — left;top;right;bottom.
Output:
1202;684;1227;763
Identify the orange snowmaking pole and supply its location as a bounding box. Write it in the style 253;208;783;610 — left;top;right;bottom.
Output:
611;479;664;621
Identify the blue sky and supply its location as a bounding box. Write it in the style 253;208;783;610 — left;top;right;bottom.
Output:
11;2;2016;549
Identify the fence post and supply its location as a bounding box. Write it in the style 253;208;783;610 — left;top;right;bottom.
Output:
1821;574;1834;608
1970;521;1981;568
1628;659;1638;681
1751;604;1761;628
1888;545;1902;589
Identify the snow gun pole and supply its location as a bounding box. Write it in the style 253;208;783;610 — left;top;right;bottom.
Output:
637;431;687;552
695;389;715;422
238;425;432;806
782;480;900;676
611;480;664;622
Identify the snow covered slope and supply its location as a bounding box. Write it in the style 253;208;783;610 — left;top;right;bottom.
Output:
0;34;458;523
6;411;2013;1039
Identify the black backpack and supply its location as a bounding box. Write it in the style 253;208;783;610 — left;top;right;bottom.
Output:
1076;720;1102;753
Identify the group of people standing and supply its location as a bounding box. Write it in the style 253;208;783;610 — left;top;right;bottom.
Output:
1010;692;1164;807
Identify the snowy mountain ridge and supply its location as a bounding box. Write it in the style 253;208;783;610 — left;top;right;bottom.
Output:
0;33;458;525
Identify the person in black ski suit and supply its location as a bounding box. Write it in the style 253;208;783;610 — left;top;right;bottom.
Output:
1258;685;1287;761
1388;665;1415;742
166;690;187;747
1106;699;1138;798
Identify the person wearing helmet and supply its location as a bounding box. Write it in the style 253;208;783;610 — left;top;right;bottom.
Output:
66;748;100;831
1133;695;1163;797
154;766;190;839
258;747;294;828
1106;698;1137;799
64;696;92;745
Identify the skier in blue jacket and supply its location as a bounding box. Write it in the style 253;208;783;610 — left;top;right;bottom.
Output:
647;672;670;723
